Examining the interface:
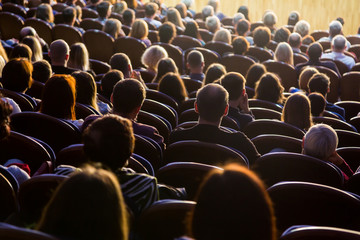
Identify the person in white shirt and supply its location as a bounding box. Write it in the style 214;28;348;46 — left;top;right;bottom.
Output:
321;35;355;70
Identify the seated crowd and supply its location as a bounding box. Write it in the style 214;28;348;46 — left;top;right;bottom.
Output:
1;0;360;239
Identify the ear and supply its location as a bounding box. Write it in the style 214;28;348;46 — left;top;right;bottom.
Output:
134;105;141;114
301;136;305;149
186;62;190;69
223;104;229;116
327;87;330;93
194;101;199;113
201;61;205;68
65;54;69;60
110;93;114;103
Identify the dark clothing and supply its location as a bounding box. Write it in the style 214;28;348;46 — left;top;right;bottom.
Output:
227;106;254;131
295;59;341;78
189;73;205;82
132;120;165;149
51;65;78;75
326;102;346;120
169;123;260;165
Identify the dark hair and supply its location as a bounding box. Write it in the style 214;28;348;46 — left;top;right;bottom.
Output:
40;74;76;120
159;22;176;43
153;58;178;83
144;2;158;17
287;11;300;26
109;53;131;78
63;7;76;24
308;92;326;117
220;72;245;101
308;73;330;96
204;63;226;86
124;0;137;10
37;167;129;240
254;73;285;105
83;115;135;170
253;27;271;48
97;1;110;18
122;9;135;26
232;36;249;55
273;27;291;43
245;63;267;89
32;60;52;83
158;73;188;104
236;19;250;36
0;99;12;140
189;164;276;240
196;83;228;122
9;43;32;60
183;20;201;40
2;58;33;93
302;35;315;46
237;5;249;21
72;71;98;111
187;50;204;68
101;70;124;99
112;79;145;116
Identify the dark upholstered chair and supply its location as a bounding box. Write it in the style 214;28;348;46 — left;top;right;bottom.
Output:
0;12;24;40
83;30;114;62
52;24;82;47
114;37;147;69
251;134;302;154
221;54;256;77
24;18;52;45
281;225;360;240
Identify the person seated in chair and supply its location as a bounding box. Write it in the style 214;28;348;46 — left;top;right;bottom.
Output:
302;124;353;180
220;72;254;131
321;35;355;70
169;83;260;165
62;7;85;34
184;50;205;82
48;39;77;74
142;2;162;29
96;1;111;25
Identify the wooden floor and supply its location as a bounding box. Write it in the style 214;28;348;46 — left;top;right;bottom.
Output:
163;0;360;36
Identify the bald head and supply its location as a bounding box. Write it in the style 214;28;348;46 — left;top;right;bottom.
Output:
49;40;70;65
19;27;37;41
288;32;301;48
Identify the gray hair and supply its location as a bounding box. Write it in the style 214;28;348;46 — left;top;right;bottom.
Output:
329;20;343;37
294;20;310;37
332;34;346;51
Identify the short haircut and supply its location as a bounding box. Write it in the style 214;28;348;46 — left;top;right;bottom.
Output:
49;39;70;62
213;29;231;44
220;72;245;101
236;19;250;36
303;124;338;160
83;114;135;170
32;60;52;83
204;63;226;85
253;27;271;48
307;42;323;61
288;32;302;48
112;79;145;115
329;20;342;37
308;73;330;96
273;27;291;43
9;43;32;60
96;1;110;18
2;58;33;92
187;50;204;68
101;70;124;99
205;16;220;33
263;11;277;27
332;34;347;51
233;13;245;26
287;11;300;26
196;83;229;122
141;45;168;71
122;9;135;25
159;22;176;43
232;36;249;55
144;2;158;17
308;92;326;117
294;20;310;37
62;7;76;24
202;5;214;21
109;53;131;78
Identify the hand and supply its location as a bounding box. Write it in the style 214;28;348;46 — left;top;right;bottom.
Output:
130;70;141;80
239;93;251;113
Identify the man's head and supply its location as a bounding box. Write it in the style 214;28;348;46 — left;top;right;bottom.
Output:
220;72;246;101
233;12;245;26
111;79;145;118
288;32;302;48
49;39;70;65
19;27;37;41
303;124;338;161
328;20;343;38
253;27;271;48
83;114;135;171
32;60;52;83
308;92;326;117
307;42;323;61
109;53;132;78
187;50;204;72
63;7;76;26
202;5;214;21
207;0;219;13
205;16;220;33
332;34;347;52
308;73;330;96
195;83;229;122
232;36;249;55
97;1;111;19
159;22;176;43
235;19;250;36
101;70;124;99
294;20;310;37
287;11;300;26
144;2;158;18
123;9;135;26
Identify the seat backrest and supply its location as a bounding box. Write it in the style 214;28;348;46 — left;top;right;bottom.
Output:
181;77;203;94
0;89;37;111
246;46;273;62
248;99;283;112
250;107;282;120
340;72;360;101
79;18;104;31
2;3;27;18
146;89;179;112
310;30;329;41
148;30;159;43
251;134;302;154
10;112;82;154
268;181;360;233
346;173;360;196
221;54;255;77
184;47;220;73
252;152;344;188
81;7;99;18
83;29;114;62
164;140;248;166
281;225;360;240
141;99;178;129
134;134;162;172
0;223;59;240
153;42;184;74
171;35;202;51
204;41;234;57
335;100;360;122
313;66;340;103
52;24;83;47
137;199;196;240
336;129;360;147
349;116;360;132
266;40;278;52
89;59;111;75
55;143;87;167
349;45;360;60
51;3;67;12
0;12;24;40
293;53;308;65
250;21;265;32
198;28;214;43
75;103;101;120
0;173;17;222
263;60;298;92
113;36;147;69
24;18;53;46
312;116;357;132
319;41;331;52
137;110;171;144
243;119;305;139
347;35;360;45
178;98;196;114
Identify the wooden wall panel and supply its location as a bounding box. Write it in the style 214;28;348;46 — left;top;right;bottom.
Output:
162;0;360;35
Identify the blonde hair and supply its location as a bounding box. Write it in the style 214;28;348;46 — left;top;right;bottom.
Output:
129;19;148;40
36;3;54;23
275;42;294;65
103;18;122;39
68;43;90;71
213;29;231;44
141;45;168;72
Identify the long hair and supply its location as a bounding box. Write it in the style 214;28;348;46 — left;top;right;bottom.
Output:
275;42;294;65
22;36;43;62
72;71;98;111
158;73;188;104
68;43;90;71
40;74;76;120
37;167;129;240
254;72;284;105
129;19;148;40
166;8;185;29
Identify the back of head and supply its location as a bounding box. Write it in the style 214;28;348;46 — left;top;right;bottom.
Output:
184;20;200;39
303;123;338;160
166;8;184;28
308;73;330;96
253;27;271;48
329;20;342;37
49;39;70;63
181;0;193;9
307;42;323;61
190;164;276;240
274;27;291;43
129;19;148;39
246;63;267;89
302;35;315;45
68;42;89;71
112;1;127;14
220;72;245;101
21;36;43;62
112;79;145;116
154;58;178;83
37;167;129;240
288;32;302;48
299;67;319;92
141;45;168;71
204;63;226;85
213;29;231;44
232;36;249;55
159;22;176;43
332;34;347;52
103;18;122;39
62;7;76;25
101;70;124;99
235;19;250;36
175;3;187;18
238;5;249;21
9;43;32;61
233;13;245;26
36;3;54;23
158;72;187;104
207;0;219;13
109;53;131;78
308;92;326;117
97;1;110;18
187;50;204;69
294;20;310;37
254;72;284;104
32;60;52;83
202;5;214;21
19;26;37;42
0;99;12;140
72;71;97;108
145;2;158;17
83;115;135;170
274;42;293;65
2;58;33;92
281;92;312;131
205;16;220;33
288;11;300;26
262;11;277;28
196;83;228;122
40;74;76;120
123;9;135;26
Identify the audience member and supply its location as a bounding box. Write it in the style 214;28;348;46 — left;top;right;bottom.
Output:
141;45;168;74
287;11;300;26
158;22;176;43
122;9;135;27
129;19;151;47
36;3;54;26
245;63;267;89
205;16;220;34
208;0;225;20
294;20;310;37
152;58;178;83
203;63;226;85
288;32;302;54
9;44;32;61
143;2;162;28
49;40;77;74
166;8;185;34
253;27;272;49
175;2;192;22
298;66;319;93
169;83;260;165
1;58;33;93
274;42;294;65
232;36;249;55
308;92;326;117
158;73;188;104
220;72;254;130
235;19;253;45
321;35;355;70
19;26;49;53
254;72;285;105
302;35;315;45
181;0;195;17
213;29;231;45
68;43;90;72
201;5;214;22
21;36;43;62
112;1;127;14
103;18;126;39
96;1;111;24
184;20;205;45
63;7;85;34
238;5;250;21
100;69;124;100
262;10;277;34
319;20;350;49
32;60;52;83
273;27;291;43
109;53;144;84
186;50;205;81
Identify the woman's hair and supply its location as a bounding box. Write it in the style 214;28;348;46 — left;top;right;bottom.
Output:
254;72;284;105
0;41;9;63
40;74;77;120
246;63;267;89
153;58;178;83
275;42;294;65
72;71;98;111
141;45;168;72
204;63;226;85
103;18;123;39
183;20;201;40
302;35;315;45
253;26;271;48
124;0;137;9
112;1;127;14
2;58;33;93
294;20;310;37
0;99;13;140
129;19;148;40
281;92;313;131
213;29;231;44
37;167;129;240
158;73;188;104
9;43;32;61
36;3;54;23
21;36;43;62
189;164;277;240
68;43;90;71
166;7;185;29
299;67;319;92
232;36;249;55
273;27;291;43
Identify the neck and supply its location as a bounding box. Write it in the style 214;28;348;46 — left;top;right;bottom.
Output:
198;117;221;127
